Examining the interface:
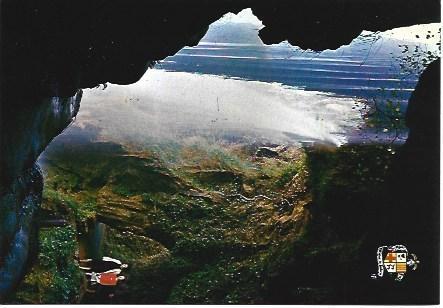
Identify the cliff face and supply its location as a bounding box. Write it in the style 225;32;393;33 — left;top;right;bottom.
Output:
0;93;81;295
0;0;440;300
385;59;440;302
1;93;82;187
0;166;42;295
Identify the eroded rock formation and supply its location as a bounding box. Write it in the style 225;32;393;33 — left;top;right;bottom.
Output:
0;0;440;300
0;93;82;295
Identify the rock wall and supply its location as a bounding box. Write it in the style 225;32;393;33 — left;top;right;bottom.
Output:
0;0;440;300
1;93;82;187
0;93;81;298
0;165;42;295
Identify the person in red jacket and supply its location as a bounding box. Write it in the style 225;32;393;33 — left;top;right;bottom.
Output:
86;269;125;286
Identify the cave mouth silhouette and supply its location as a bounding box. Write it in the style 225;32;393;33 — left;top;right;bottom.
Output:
66;9;437;150
0;1;440;304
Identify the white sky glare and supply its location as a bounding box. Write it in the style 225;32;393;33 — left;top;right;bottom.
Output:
216;8;264;28
381;23;441;45
221;8;440;46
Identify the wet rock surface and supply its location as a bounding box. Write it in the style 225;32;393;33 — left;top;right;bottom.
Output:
0;92;81;299
16;139;313;304
255;147;279;158
0;0;440;302
13;134;421;304
0;165;43;296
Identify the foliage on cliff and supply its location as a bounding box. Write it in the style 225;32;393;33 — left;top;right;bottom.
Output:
12;139;397;304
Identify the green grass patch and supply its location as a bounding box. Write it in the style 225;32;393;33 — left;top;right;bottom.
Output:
13;226;82;304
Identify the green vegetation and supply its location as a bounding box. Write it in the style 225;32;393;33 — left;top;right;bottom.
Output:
362;32;440;141
252;144;398;304
12;226;83;304
13;138;397;304
43;189;97;222
303;144;396;241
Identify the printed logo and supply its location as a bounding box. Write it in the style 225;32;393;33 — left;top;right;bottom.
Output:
371;245;419;282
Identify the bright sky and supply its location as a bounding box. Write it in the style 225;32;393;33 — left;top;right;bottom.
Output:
216;8;263;28
220;8;441;47
381;23;441;45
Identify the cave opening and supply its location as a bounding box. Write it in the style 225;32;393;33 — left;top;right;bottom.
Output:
1;3;440;305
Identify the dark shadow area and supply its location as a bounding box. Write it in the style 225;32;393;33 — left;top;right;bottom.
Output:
264;60;440;304
0;0;440;303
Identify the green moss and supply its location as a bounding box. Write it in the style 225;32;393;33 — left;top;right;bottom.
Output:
305;145;395;211
276;161;303;187
63;143;307;303
13;226;83;304
100;227;196;304
168;254;266;304
27;140;397;304
43;188;96;222
257;151;307;190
